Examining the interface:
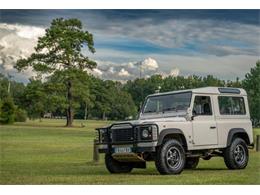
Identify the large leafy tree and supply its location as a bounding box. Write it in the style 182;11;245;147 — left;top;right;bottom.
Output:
15;18;97;126
21;79;46;120
45;69;94;120
243;61;260;126
93;80;114;120
91;79;137;120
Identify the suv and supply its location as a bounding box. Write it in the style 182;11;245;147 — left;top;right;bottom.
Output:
96;87;254;174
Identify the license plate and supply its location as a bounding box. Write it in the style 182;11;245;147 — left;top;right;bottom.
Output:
114;147;132;153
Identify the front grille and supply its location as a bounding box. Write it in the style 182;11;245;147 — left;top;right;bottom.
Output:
111;125;134;142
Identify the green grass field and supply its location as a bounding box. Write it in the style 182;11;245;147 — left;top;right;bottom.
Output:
0;119;260;184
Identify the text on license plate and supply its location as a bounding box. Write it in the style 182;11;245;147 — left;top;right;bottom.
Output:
114;147;132;153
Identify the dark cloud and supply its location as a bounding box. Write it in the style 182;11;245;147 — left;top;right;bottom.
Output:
1;10;260;27
0;10;259;82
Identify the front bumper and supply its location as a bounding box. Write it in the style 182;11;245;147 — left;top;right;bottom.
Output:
96;122;159;154
98;141;157;154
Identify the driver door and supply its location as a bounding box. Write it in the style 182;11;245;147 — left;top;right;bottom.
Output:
192;95;218;146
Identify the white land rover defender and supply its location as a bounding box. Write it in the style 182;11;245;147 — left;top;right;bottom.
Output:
96;87;254;174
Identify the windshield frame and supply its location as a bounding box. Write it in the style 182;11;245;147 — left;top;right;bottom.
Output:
141;91;192;115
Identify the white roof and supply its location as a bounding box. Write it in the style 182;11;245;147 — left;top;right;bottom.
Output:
149;87;247;97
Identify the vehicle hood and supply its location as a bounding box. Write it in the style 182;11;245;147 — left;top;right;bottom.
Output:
112;116;187;126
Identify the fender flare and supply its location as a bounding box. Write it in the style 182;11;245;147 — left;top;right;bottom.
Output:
227;128;249;146
157;128;186;146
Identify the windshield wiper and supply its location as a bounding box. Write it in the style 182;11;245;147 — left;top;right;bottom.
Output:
162;107;178;113
144;110;156;113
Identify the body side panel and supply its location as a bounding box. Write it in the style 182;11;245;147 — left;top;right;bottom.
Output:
214;95;253;146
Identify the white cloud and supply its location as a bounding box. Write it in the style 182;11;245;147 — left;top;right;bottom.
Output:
152;53;258;79
118;68;130;77
95;57;181;81
127;62;135;68
0;18;259;83
93;47;258;80
140;57;158;70
0;23;45;82
86;67;103;78
92;68;103;76
16;26;45;40
108;66;115;74
169;68;180;77
0;23;45;40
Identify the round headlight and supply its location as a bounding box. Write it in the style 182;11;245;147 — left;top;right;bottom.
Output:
142;129;149;138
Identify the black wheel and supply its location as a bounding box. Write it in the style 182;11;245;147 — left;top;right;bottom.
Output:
105;153;133;173
185;157;199;169
155;139;186;175
223;138;249;169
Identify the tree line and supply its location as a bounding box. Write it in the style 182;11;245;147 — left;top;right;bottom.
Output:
0;18;259;127
0;72;137;122
0;60;259;126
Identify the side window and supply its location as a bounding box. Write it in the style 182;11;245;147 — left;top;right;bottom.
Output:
232;97;246;114
218;96;246;115
218;96;232;114
193;96;212;116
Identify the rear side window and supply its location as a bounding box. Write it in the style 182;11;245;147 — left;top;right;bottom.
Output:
218;96;246;115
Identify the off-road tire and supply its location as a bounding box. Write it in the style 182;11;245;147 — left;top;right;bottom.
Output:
155;139;186;175
105;153;133;173
223;138;249;169
185;157;199;169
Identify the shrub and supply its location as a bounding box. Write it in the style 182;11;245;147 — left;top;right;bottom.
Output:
0;97;15;124
14;108;27;122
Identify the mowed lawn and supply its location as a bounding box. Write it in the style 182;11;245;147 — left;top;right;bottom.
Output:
0;119;260;184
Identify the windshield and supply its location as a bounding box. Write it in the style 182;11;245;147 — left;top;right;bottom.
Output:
142;92;192;114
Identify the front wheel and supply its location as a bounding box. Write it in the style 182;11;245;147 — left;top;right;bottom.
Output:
105;153;133;173
155;139;186;175
223;138;249;169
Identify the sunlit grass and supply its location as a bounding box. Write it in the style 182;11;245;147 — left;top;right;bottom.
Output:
0;119;259;184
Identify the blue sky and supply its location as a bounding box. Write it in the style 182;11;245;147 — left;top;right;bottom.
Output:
0;10;259;82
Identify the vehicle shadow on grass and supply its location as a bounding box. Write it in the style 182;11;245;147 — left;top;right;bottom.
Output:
80;166;229;176
193;167;228;171
128;168;229;175
81;161;230;175
46;161;229;176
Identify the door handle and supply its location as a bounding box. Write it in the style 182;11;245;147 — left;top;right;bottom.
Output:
210;126;216;129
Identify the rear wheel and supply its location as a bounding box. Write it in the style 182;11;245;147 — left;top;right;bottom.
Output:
185;157;199;169
105;153;133;173
155;139;186;175
223;138;249;169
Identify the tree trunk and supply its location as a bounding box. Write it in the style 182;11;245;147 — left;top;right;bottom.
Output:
102;111;106;120
66;80;73;127
84;102;87;120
